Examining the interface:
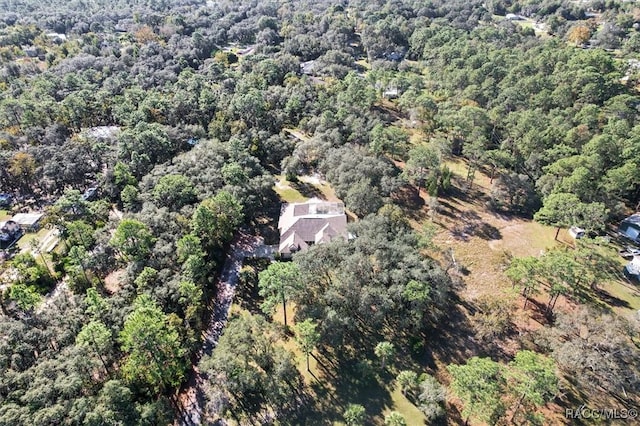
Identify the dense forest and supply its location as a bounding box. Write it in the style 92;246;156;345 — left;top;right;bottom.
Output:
1;0;639;424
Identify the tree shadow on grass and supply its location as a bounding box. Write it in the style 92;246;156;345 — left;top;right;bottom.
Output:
291;357;394;425
391;184;424;210
234;259;270;315
250;188;282;245
449;210;502;242
590;288;632;310
290;181;324;200
427;295;485;366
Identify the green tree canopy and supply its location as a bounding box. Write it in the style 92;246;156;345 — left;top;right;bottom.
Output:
152;174;196;210
534;193;608;239
505;350;558;423
294;318;320;372
109;219;155;261
191;191;243;249
258;261;302;327
119;295;186;394
343;403;366;426
448;357;505;425
374;341;396;369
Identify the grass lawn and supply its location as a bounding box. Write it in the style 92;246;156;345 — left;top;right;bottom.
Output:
17;227;51;251
0;210;10;221
274;175;307;203
602;278;640;313
274;174;342;204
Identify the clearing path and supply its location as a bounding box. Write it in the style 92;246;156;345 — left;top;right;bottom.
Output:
175;231;274;426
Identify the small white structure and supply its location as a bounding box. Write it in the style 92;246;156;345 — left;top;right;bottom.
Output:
12;213;44;232
625;256;640;278
569;226;586;239
506;13;524;21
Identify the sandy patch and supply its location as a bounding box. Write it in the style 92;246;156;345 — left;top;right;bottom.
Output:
104;269;126;294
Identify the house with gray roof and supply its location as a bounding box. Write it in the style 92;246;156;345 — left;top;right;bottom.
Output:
12;212;44;232
278;198;348;258
619;213;640;243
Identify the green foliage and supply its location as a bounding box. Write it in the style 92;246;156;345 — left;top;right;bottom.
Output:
505;256;541;308
345;178;384;217
191;191;243;249
374;341;395;369
534;193;608;235
448;357;505;425
114;161;137;188
109;219;155;261
295;214;451;348
396;370;420;397
449;351;560;425
119;295;186;394
152;174;196;210
200;313;301;418
370;124;409;158
294;318;320;370
8;283;42;310
84;287;108;318
505;350;558;422
258;261;302;326
134;266;158;289
11;253;52;289
3;1;640;423
83;380;140;425
76;320;113;375
120;184;140;211
384;411;407;426
343;404;366;426
404;144;441;190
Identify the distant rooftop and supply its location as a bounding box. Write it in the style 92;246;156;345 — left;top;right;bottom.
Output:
623;213;640;226
12;212;43;226
84;126;120;139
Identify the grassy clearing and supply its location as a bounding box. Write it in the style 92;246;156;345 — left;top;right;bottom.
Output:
409;158;640;424
0;210;10;221
273;175;307;203
16;227;51;251
273;174;341;204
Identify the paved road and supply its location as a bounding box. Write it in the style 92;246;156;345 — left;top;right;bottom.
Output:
175;231;273;426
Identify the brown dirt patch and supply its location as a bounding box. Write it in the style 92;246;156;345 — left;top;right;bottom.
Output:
103;269;126;294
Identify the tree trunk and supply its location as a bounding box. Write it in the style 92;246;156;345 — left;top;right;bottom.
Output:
547;294;559;314
555;227;561;240
282;293;287;327
306;353;310;372
510;392;527;423
40;252;53;279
